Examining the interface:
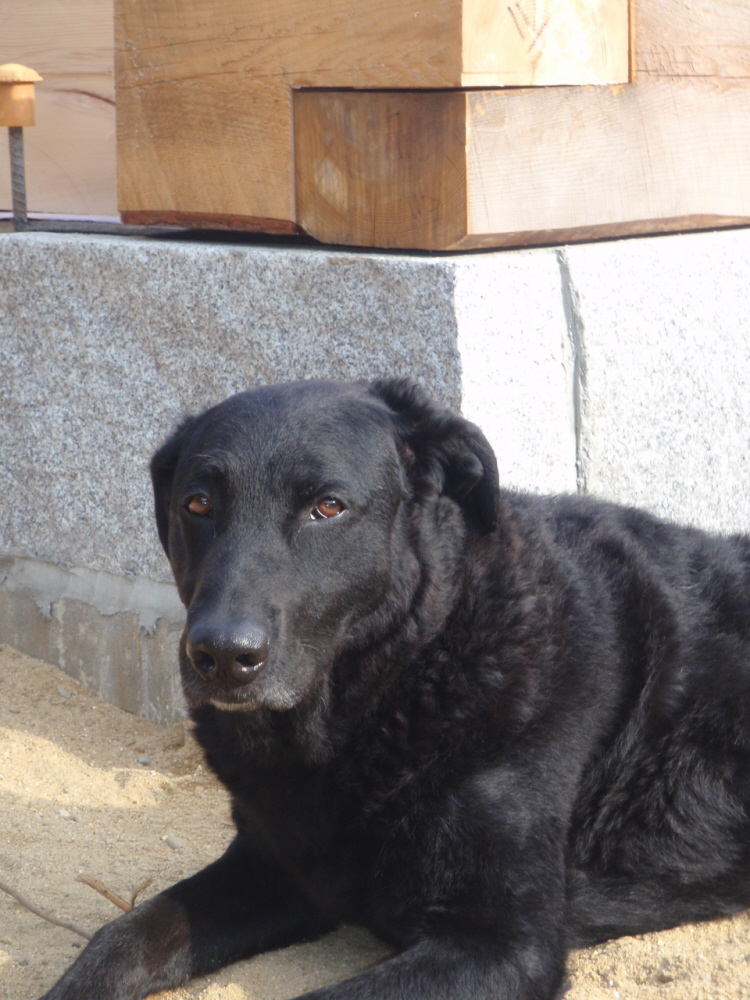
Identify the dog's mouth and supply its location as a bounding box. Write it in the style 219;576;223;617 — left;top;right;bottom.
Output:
177;651;260;710
180;657;312;714
207;693;259;712
182;675;263;711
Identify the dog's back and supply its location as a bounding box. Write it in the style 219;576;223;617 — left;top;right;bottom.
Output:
502;492;750;942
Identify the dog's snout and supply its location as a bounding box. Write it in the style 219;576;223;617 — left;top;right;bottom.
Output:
186;620;270;688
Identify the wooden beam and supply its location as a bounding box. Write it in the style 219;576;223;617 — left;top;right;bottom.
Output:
294;0;750;249
295;90;468;249
294;81;750;250
116;0;629;230
463;81;750;247
116;76;298;228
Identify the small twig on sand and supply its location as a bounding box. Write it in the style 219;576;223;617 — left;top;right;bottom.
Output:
76;875;130;912
77;874;153;912
129;877;153;909
0;877;92;940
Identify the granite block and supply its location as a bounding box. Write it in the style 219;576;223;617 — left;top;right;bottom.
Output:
6;227;750;722
0;234;461;581
454;251;577;495
563;230;750;533
0;232;572;584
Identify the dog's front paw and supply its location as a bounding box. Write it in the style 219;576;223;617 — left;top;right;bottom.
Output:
38;898;191;1000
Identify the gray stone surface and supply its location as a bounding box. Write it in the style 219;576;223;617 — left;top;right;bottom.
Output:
564;229;750;533
3;227;750;721
454;250;577;495
0;232;573;582
1;234;459;582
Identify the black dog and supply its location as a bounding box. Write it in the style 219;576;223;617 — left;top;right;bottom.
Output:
42;379;750;1000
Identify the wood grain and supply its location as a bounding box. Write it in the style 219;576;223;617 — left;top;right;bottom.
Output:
295;0;750;249
114;0;460;224
0;0;113;76
463;81;750;243
635;0;750;84
0;0;115;217
115;75;294;222
115;0;627;92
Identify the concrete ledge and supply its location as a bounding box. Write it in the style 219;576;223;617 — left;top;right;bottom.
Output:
0;557;185;725
2;228;750;722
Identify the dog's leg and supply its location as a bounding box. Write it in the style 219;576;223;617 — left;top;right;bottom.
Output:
295;933;566;1000
296;808;569;1000
566;868;750;947
39;835;334;1000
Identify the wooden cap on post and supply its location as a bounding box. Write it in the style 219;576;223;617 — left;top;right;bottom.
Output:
0;64;43;127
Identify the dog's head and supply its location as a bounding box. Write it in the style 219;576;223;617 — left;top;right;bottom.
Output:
151;379;499;714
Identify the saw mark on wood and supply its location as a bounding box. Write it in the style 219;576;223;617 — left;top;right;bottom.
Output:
507;5;526;41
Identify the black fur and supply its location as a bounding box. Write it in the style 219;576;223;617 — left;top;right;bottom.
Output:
41;379;750;1000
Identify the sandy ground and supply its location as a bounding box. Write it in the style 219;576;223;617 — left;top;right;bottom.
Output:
1;645;750;1000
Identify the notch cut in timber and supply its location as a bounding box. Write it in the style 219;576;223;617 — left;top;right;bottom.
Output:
294;86;750;251
115;0;629;235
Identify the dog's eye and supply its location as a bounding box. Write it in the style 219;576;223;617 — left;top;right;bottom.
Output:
311;498;344;520
185;494;213;517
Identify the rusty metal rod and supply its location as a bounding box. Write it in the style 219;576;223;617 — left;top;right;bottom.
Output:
8;126;28;229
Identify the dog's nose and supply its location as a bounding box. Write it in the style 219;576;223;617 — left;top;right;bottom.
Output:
185;620;270;688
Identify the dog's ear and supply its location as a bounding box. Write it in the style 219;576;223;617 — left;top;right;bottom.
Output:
150;417;196;555
371;378;499;533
